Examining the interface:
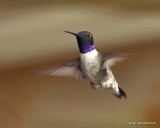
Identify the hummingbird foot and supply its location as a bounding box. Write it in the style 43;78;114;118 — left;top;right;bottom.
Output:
90;83;96;90
90;83;100;89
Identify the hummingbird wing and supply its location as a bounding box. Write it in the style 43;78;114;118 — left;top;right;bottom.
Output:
101;53;128;69
37;58;85;79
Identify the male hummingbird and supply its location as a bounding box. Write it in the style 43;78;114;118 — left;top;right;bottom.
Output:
40;31;127;99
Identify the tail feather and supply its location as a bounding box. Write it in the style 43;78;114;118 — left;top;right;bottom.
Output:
113;86;127;99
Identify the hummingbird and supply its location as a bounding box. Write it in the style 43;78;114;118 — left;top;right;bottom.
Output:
40;31;127;99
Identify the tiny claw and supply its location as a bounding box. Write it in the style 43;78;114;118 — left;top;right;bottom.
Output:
90;83;96;90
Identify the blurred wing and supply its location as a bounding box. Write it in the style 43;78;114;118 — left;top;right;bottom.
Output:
37;58;85;79
101;53;128;69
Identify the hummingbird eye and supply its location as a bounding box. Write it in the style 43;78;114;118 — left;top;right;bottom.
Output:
86;33;91;38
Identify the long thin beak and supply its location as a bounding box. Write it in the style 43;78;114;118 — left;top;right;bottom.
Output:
64;31;77;36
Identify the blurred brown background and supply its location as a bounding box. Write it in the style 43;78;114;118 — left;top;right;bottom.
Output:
0;0;160;128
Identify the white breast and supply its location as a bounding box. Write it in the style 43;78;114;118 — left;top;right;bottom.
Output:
80;49;98;63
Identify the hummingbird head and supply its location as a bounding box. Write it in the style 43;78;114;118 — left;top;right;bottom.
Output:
65;31;95;54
